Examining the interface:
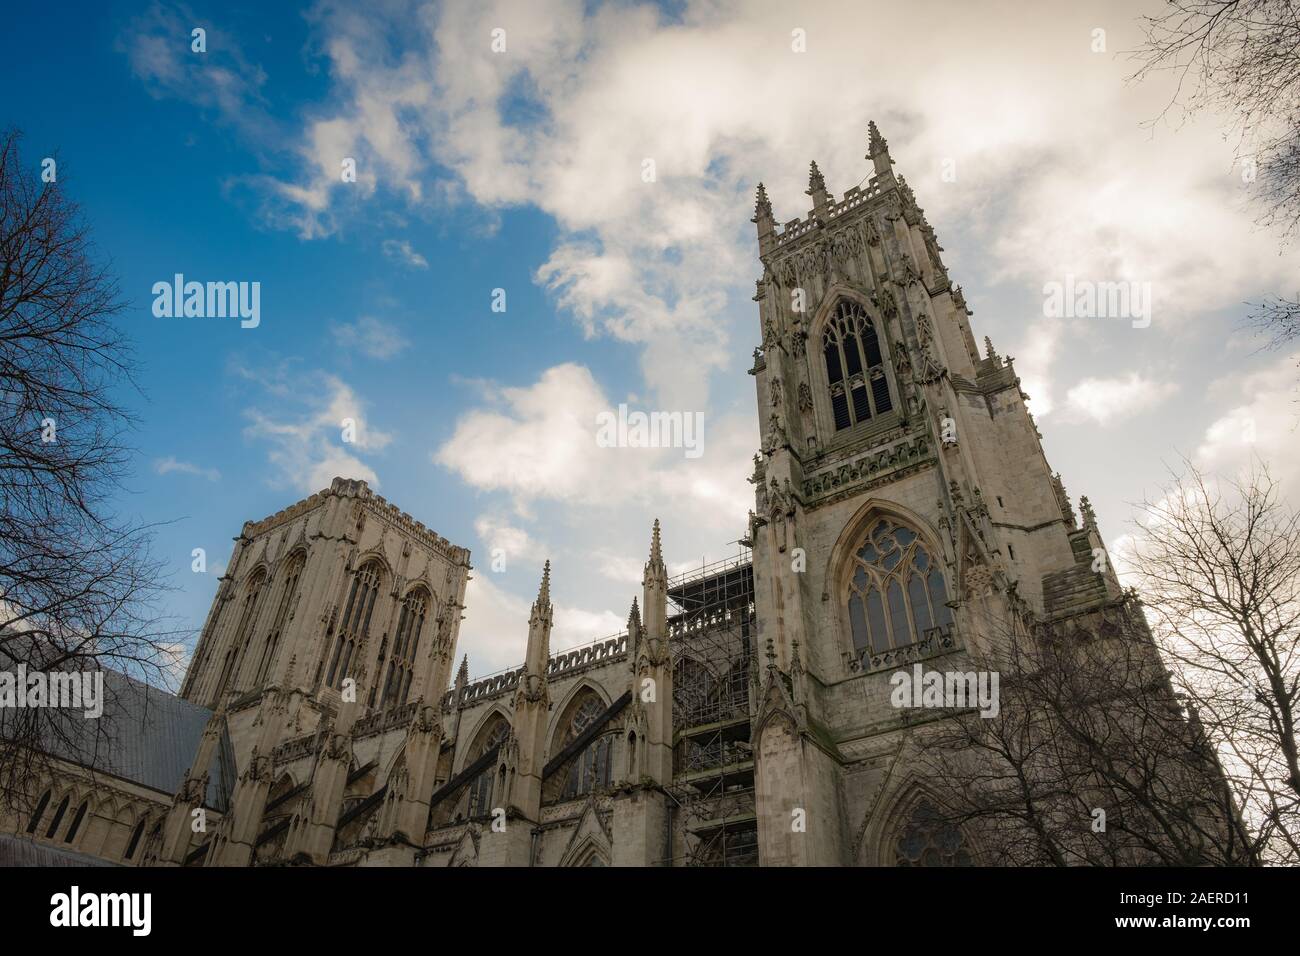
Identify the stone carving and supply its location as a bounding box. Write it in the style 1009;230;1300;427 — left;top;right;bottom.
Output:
766;412;787;452
865;217;881;246
874;287;898;320
768;478;796;553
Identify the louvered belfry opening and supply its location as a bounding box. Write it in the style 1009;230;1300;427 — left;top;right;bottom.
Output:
822;298;892;431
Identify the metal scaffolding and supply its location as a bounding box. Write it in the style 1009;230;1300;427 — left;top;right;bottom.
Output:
664;548;758;866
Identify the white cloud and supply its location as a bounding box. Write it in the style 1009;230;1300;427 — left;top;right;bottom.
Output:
158;641;192;693
234;362;393;494
1107;531;1140;590
474;513;547;565
433;362;753;533
332;315;410;359
122;1;1300;647
118;3;274;141
1195;354;1300;485
1061;373;1180;425
124;0;1300;436
230;1;1300;413
153;456;221;482
588;548;646;587
457;573;628;676
1013;323;1063;419
381;238;429;269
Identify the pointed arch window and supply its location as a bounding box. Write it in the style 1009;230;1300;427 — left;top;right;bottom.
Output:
560;697;614;801
326;561;383;690
846;519;952;664
44;795;69;839
64;801;89;843
214;569;267;701
255;551;306;688
466;719;510;819
822;299;892;431
26;790;51;833
894;799;974;866
380;588;428;708
124;818;146;860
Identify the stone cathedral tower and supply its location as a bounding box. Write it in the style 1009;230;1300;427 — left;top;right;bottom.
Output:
746;123;1127;865
173;478;472;866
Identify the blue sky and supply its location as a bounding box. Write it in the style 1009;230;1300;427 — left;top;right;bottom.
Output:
5;0;1298;680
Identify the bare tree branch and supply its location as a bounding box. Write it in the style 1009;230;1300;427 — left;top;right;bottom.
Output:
0;128;182;817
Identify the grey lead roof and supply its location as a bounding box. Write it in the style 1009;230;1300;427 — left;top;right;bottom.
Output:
24;667;235;813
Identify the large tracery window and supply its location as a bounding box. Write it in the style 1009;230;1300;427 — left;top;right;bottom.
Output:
560;696;614;801
465;719;510;819
255;551;305;687
822;299;892;431
214;569;267;700
847;519;952;662
325;561;383;690
379;588;428;708
894;799;974;866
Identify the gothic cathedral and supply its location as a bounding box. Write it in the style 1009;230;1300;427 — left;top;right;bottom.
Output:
6;124;1154;867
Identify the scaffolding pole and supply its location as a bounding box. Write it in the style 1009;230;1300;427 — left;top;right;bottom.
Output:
662;547;758;866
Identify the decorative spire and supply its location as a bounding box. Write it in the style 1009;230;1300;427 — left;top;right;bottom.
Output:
806;160;826;196
753;181;776;254
627;596;642;656
867;120;893;177
524;562;554;685
641;520;668;649
535;559;552;609
455;653;469;688
752;182;772;223
1079;496;1098;531
648;519;663;571
984;336;999;363
867;120;888;156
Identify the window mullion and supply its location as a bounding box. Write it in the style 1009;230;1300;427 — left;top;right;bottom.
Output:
839;338;855;424
856;332;875;420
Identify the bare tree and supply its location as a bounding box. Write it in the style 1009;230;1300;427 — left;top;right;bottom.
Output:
913;598;1253;866
1131;1;1300;352
0;129;177;815
1249;294;1300;371
1130;459;1300;863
